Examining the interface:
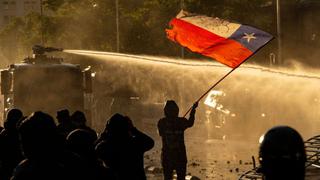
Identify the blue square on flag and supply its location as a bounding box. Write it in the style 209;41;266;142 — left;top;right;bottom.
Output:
229;25;273;52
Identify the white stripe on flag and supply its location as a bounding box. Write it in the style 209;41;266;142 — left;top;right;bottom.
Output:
176;10;241;38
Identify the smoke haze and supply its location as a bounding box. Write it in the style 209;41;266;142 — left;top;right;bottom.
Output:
65;50;320;140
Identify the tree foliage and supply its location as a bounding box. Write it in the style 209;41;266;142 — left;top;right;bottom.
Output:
0;0;275;63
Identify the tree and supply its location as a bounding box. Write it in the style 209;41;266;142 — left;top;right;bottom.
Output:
0;0;275;64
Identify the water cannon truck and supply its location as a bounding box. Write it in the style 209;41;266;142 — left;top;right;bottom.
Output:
0;45;93;121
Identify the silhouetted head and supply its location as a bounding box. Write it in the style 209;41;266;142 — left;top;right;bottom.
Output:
106;113;130;138
18;111;59;161
164;100;179;118
71;111;86;126
4;108;23;131
259;126;306;180
66;129;97;156
123;116;134;130
56;109;70;124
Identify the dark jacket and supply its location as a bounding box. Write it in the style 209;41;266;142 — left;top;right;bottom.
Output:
158;108;196;164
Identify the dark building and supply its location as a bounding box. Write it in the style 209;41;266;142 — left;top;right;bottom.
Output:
0;0;41;29
280;0;320;66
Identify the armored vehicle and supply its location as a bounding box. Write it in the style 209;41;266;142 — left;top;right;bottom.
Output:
0;45;93;120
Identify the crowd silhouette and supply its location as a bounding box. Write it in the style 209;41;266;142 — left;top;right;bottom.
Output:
0;100;309;180
0;108;155;180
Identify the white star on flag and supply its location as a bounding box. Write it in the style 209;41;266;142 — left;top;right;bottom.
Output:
242;33;256;43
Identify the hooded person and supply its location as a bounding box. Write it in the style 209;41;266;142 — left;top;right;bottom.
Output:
157;100;198;180
258;126;306;180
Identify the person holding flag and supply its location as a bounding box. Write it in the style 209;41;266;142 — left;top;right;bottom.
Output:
160;10;273;180
158;100;198;180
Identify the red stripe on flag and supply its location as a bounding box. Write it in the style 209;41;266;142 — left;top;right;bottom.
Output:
166;18;253;68
202;39;253;68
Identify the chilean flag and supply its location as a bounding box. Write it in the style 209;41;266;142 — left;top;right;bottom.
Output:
166;10;273;68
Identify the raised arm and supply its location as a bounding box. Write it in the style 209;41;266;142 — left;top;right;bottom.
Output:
132;127;155;152
184;102;198;128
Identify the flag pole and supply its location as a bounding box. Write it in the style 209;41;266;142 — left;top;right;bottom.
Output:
182;37;274;117
182;66;238;117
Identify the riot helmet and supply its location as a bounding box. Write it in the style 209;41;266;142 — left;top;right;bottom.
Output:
259;126;306;180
